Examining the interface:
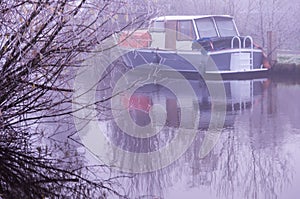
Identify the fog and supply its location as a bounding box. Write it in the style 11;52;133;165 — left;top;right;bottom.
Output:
151;0;300;50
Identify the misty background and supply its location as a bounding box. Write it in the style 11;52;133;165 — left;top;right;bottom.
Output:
132;0;300;51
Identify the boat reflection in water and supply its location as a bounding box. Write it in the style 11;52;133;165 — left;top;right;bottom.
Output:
100;78;256;156
126;79;264;129
90;76;296;199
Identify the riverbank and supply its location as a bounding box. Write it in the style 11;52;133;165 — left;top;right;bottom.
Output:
269;52;300;76
270;63;300;76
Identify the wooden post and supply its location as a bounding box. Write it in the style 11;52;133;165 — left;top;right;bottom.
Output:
267;31;277;65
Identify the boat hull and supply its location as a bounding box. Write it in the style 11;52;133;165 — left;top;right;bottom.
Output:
120;48;269;80
207;49;264;71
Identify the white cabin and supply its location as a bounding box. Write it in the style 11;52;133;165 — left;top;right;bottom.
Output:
148;15;240;50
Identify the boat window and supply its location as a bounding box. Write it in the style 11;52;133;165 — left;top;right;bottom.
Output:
176;20;195;41
149;20;165;32
195;18;218;38
214;17;238;37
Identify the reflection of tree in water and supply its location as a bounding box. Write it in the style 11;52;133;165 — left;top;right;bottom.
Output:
209;81;292;199
210;128;292;199
120;129;201;199
120;118;293;198
108;80;294;199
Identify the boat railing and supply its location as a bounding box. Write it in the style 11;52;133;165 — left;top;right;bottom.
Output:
231;36;241;52
230;36;254;69
243;36;254;69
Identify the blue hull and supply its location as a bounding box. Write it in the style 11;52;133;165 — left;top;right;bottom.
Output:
120;48;268;80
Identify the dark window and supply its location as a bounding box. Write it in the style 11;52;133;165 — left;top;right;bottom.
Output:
177;20;195;41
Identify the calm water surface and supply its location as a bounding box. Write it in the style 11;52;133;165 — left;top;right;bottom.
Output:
89;78;300;199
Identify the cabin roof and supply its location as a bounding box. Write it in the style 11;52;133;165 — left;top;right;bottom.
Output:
152;15;233;21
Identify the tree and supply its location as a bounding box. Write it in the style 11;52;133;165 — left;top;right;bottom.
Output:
0;0;153;198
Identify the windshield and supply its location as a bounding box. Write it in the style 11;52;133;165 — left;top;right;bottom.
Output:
215;17;238;37
195;18;218;38
195;17;238;38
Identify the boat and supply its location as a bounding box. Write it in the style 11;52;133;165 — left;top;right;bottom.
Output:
112;78;266;129
117;15;270;80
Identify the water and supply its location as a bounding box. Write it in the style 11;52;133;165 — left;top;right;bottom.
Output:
84;77;300;199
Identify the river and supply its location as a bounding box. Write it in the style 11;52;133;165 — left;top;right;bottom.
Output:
77;76;300;199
